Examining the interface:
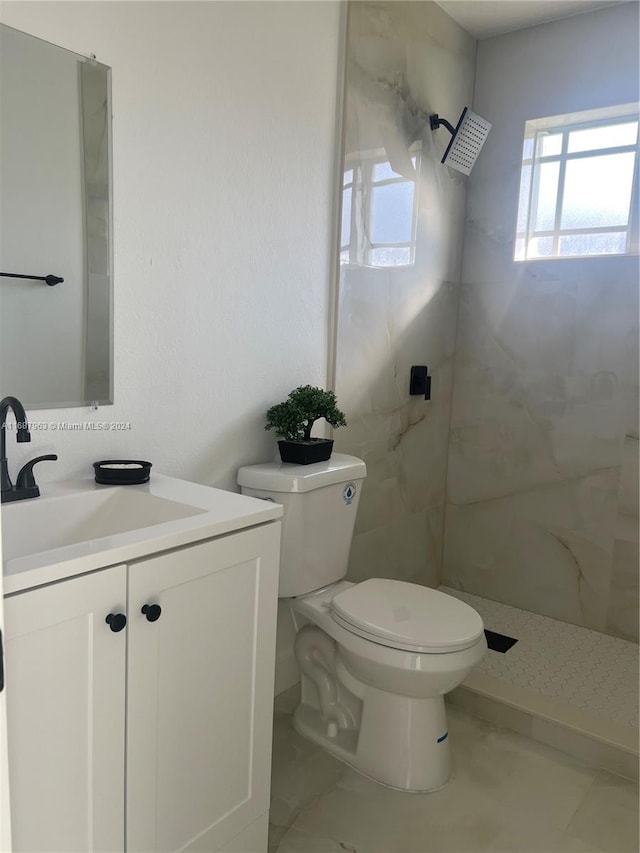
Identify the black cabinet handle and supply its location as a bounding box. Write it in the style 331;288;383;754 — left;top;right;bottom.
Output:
106;613;127;632
141;604;162;622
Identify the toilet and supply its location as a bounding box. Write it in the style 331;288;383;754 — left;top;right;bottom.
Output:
238;453;486;792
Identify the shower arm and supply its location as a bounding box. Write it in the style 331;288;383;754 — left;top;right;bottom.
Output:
429;114;457;137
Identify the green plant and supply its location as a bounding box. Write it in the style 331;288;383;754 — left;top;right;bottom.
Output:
265;385;347;442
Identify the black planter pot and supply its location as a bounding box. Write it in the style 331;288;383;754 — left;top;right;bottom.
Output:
278;439;334;465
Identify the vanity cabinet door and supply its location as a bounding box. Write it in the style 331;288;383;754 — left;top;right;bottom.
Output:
126;523;280;853
4;565;127;853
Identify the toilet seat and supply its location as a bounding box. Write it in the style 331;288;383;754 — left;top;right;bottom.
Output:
330;578;484;654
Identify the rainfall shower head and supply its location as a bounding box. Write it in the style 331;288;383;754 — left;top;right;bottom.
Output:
430;107;492;175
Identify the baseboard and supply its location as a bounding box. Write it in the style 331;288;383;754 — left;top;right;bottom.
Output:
449;673;639;782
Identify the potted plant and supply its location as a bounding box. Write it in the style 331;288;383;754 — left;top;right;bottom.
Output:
265;385;347;465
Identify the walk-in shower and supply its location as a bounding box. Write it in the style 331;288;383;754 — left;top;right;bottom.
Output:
333;0;638;785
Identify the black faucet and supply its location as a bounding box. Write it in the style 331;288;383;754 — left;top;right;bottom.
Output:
0;396;57;503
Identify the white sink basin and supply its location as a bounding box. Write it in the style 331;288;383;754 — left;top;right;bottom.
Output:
2;488;206;562
2;475;282;595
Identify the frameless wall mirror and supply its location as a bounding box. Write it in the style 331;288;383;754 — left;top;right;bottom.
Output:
0;24;113;409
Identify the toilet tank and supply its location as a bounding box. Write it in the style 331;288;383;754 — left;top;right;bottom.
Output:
238;454;366;597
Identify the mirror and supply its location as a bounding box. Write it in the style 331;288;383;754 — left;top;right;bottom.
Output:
0;24;112;409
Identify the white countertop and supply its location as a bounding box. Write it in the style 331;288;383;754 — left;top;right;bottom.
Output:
2;474;282;595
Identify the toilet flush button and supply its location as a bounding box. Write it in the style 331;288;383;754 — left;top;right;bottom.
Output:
343;482;357;505
327;722;338;738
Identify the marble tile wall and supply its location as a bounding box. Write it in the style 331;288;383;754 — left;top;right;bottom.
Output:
444;276;639;639
442;6;640;642
606;323;639;642
334;1;475;587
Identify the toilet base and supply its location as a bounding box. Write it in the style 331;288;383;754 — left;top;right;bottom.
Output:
293;687;452;792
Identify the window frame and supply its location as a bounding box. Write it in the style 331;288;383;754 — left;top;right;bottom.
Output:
515;108;639;261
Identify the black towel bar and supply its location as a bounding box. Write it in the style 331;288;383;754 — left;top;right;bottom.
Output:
0;271;63;286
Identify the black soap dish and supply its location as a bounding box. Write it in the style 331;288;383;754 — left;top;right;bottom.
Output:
94;460;152;485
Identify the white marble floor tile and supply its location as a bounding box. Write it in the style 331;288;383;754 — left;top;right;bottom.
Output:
270;686;349;847
546;837;610;853
564;771;640;853
269;686;639;853
446;706;597;831
488;825;608;853
286;775;528;852
276;827;366;853
270;749;347;830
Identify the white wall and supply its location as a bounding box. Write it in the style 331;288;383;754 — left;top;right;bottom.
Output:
0;1;342;492
461;1;640;280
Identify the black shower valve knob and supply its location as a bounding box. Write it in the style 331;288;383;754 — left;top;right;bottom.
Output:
409;365;432;400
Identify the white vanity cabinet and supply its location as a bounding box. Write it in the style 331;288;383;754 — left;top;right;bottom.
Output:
126;524;280;852
4;565;128;853
4;521;280;853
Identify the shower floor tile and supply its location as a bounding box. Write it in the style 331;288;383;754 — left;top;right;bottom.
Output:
440;586;639;731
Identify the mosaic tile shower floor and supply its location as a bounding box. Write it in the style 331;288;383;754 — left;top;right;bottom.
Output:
440;586;638;731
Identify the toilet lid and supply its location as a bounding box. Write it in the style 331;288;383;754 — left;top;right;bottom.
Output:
330;579;485;653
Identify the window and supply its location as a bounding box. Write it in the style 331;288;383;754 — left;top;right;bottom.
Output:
340;152;419;268
514;105;639;261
